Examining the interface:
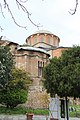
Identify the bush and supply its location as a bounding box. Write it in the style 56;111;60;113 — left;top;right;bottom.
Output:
0;88;28;108
0;68;32;108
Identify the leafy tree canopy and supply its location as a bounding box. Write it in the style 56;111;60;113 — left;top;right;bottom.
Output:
0;68;32;108
10;68;32;90
0;46;14;89
43;46;80;98
0;46;32;108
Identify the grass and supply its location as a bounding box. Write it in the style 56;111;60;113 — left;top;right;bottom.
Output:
0;106;49;115
0;105;80;118
69;105;80;118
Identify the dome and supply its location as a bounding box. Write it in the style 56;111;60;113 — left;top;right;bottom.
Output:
26;29;60;44
26;30;57;40
34;30;53;35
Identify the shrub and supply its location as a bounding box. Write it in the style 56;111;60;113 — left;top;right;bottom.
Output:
0;88;27;108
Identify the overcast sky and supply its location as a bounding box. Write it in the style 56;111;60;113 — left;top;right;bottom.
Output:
0;0;80;47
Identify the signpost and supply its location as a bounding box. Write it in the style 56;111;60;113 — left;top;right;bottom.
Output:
49;97;60;120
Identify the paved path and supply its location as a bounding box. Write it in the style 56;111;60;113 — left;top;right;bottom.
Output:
0;115;80;120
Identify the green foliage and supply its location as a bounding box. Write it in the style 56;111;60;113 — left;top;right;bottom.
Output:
0;68;32;108
0;46;14;89
69;105;80;117
0;88;27;108
11;68;32;90
0;46;32;108
43;46;80;98
43;57;62;97
0;106;49;115
0;105;80;117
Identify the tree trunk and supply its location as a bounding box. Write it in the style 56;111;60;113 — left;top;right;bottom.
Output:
65;96;69;120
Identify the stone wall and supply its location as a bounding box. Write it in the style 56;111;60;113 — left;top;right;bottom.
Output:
23;86;50;109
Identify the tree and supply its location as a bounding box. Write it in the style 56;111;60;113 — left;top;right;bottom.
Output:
11;68;32;90
0;46;32;108
69;0;78;15
0;0;42;31
43;46;80;120
0;0;78;31
0;68;32;108
0;46;14;89
43;57;62;97
0;86;28;108
60;46;80;98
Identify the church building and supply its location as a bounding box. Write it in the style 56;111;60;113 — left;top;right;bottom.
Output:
0;30;70;108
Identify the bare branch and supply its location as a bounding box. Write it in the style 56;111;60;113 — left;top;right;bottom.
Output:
0;0;42;30
69;0;78;15
16;0;31;15
0;36;3;40
0;26;4;31
0;3;5;18
3;0;27;29
16;0;42;28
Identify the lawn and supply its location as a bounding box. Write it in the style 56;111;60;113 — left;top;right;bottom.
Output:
0;105;80;118
0;106;49;115
69;105;80;118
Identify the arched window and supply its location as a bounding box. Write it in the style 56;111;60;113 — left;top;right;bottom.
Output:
29;40;31;46
38;61;43;77
40;36;44;42
47;37;50;44
34;37;37;44
53;37;56;46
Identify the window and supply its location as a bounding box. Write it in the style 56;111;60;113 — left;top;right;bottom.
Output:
34;37;37;44
53;37;56;45
29;40;31;46
47;37;50;44
40;36;44;42
38;61;42;77
43;62;44;67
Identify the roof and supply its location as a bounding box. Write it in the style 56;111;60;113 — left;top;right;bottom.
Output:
53;46;71;50
17;46;50;56
34;30;53;34
26;29;60;42
0;40;18;45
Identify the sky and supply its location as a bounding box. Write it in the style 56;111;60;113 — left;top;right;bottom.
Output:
0;0;80;47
